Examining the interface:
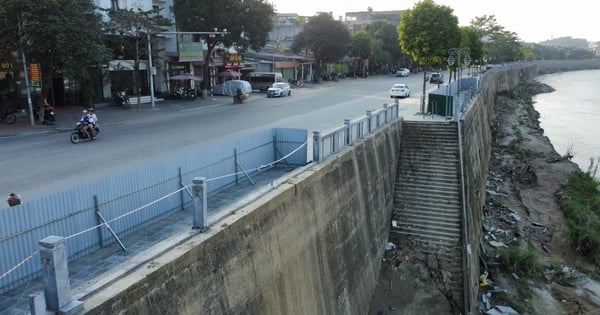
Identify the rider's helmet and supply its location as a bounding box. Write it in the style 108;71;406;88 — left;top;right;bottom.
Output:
88;108;94;113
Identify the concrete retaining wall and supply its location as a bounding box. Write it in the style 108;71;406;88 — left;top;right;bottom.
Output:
83;120;404;314
459;64;538;312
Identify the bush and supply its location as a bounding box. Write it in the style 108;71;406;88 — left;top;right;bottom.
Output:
558;170;600;263
499;246;542;276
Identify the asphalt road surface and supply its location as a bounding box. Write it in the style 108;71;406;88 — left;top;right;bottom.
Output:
0;73;446;200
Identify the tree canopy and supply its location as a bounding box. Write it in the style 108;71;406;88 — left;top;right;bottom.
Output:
365;20;403;64
470;15;522;62
398;0;461;67
172;0;274;92
0;0;110;99
291;13;350;81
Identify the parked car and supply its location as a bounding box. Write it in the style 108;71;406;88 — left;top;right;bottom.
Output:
394;68;410;77
267;82;292;98
390;83;411;98
429;72;444;84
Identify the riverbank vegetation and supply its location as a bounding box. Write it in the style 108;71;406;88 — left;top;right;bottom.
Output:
558;163;600;265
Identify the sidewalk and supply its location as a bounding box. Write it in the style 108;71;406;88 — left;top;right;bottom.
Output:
0;95;231;138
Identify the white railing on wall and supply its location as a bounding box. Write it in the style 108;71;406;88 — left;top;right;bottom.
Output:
312;103;399;162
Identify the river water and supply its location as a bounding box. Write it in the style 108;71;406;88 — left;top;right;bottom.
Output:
534;69;600;177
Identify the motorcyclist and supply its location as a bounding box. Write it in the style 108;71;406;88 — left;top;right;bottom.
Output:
87;108;98;136
79;109;91;138
234;88;243;103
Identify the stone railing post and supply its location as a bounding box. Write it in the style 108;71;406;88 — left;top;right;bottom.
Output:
366;110;373;133
312;131;321;163
192;177;208;230
33;235;83;314
344;119;351;145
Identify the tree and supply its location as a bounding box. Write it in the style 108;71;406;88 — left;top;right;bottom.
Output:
398;0;460;109
348;31;372;60
104;7;171;107
347;30;374;77
470;15;522;62
0;0;110;117
291;13;350;82
172;0;274;97
365;20;403;65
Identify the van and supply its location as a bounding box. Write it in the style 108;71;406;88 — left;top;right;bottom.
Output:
247;72;283;92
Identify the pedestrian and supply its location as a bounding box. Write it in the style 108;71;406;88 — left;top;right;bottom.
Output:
7;193;21;207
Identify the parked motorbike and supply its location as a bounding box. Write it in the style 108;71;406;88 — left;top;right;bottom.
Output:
112;91;131;109
0;107;17;124
70;122;99;144
288;78;304;88
173;87;196;100
32;104;56;124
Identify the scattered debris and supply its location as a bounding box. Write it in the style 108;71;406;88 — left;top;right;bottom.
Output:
485;305;519;314
489;241;509;248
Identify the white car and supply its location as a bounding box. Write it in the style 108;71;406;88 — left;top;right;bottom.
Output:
390;83;410;98
394;68;410;77
267;82;292;97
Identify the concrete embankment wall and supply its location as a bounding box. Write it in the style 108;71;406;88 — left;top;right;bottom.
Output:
84;120;404;314
459;64;538;312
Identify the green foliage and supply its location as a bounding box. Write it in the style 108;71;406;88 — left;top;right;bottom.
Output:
499;246;542;276
398;0;461;66
521;43;597;61
291;13;350;80
469;15;522;63
0;0;111;86
365;20;404;64
173;0;274;52
460;27;483;64
559;171;600;263
172;0;274;90
348;30;372;59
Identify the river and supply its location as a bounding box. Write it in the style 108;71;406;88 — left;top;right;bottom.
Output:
534;69;600;177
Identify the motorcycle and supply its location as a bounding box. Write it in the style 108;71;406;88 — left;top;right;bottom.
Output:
32;104;56;124
288;78;304;88
70;122;99;144
173;87;196;100
112;91;131;109
0;107;17;124
233;93;243;104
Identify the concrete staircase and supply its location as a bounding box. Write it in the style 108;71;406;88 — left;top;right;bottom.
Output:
390;121;464;306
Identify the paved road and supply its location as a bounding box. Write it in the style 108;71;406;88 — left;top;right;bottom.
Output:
0;74;447;201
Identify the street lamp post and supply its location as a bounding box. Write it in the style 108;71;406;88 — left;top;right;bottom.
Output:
447;48;471;120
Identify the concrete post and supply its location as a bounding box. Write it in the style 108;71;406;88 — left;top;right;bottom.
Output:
344;119;351;145
38;235;83;314
192;177;208;230
312;131;321;163
366;110;373;133
383;104;389;123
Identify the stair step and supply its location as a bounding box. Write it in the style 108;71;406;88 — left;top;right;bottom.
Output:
396;195;460;206
397;211;461;224
390;229;460;243
396;206;461;217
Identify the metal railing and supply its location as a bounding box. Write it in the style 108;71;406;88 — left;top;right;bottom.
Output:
312;103;399;162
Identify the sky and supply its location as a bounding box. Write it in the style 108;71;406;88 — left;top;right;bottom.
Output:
270;0;598;43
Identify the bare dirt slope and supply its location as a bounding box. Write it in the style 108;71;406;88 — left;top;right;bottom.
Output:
368;80;600;315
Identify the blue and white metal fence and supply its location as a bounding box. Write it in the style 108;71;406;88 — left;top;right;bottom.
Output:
0;128;307;294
